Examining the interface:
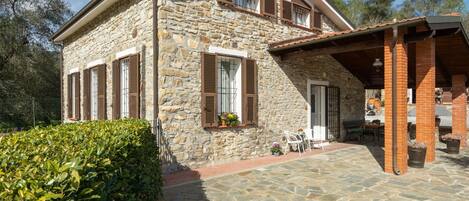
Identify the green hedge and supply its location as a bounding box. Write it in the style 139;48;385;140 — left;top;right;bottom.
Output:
0;119;162;200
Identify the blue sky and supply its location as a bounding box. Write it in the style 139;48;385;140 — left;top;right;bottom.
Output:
65;0;90;13
66;0;469;13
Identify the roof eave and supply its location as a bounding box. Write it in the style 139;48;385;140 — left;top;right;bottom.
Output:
269;18;427;53
51;0;104;42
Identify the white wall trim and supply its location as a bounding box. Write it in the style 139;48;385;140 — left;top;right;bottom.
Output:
69;67;79;74
208;46;248;58
307;79;328;138
116;47;138;59
308;79;329;86
86;59;105;68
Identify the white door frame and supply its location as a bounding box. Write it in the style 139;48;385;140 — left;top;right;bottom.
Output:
307;80;329;141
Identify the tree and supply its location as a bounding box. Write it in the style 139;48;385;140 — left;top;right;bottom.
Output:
361;0;395;25
395;0;465;19
0;0;71;128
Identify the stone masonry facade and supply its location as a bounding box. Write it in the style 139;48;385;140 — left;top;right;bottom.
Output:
61;0;364;173
62;0;155;121
157;0;363;172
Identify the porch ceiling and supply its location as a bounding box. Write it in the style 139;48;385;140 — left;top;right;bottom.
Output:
269;16;469;89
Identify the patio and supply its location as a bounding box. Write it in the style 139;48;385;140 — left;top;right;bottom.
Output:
163;143;469;201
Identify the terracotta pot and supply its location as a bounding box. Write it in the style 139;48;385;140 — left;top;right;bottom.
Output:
446;139;460;154
408;146;426;168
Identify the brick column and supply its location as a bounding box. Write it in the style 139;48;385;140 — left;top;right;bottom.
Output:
452;74;467;147
384;29;408;174
415;37;436;162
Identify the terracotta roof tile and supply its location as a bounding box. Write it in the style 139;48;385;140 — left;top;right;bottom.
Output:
269;16;427;50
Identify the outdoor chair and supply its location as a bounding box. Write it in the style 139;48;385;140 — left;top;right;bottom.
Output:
304;128;325;151
283;131;305;156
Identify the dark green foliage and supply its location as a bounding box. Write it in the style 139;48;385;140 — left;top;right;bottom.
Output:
0;119;162;200
0;0;71;128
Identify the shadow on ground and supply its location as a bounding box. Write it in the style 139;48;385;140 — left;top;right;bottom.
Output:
163;171;209;201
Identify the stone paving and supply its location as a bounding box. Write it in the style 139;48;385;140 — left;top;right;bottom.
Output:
163;144;469;201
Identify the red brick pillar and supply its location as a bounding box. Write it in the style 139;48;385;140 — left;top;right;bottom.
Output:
384;29;408;174
415;37;436;162
452;74;467;147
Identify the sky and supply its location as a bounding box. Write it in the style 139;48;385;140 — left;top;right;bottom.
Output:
66;0;469;13
65;0;90;13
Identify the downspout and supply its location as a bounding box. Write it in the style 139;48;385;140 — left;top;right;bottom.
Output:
59;44;64;123
152;0;159;135
391;24;401;175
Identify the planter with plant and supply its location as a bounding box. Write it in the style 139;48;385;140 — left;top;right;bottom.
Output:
441;134;462;154
408;140;427;168
218;112;240;128
271;142;282;156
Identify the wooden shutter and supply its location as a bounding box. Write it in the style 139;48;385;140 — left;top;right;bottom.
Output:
282;1;292;21
201;53;218;128
97;65;106;120
112;60;121;119
129;54;140;119
314;11;322;29
263;0;276;17
242;59;258;125
67;74;73;118
83;69;91;120
74;73;81;120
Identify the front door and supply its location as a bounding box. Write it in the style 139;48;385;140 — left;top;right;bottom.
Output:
310;84;327;142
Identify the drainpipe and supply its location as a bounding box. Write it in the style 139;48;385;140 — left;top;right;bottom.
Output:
391;24;401;175
59;44;64;123
152;0;159;132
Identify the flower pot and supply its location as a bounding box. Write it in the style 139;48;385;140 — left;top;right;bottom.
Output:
274;152;280;156
446;139;460;154
408;146;427;168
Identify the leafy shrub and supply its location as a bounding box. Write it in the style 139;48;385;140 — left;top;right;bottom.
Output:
0;119;162;200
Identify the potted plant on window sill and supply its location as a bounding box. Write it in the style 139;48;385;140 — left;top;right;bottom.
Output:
271;142;282;156
218;112;240;128
408;140;427;168
441;134;462;154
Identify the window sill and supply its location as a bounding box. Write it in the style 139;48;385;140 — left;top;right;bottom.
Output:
281;19;322;34
204;125;256;130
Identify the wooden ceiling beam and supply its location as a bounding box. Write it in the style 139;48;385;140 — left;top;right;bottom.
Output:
284;39;383;58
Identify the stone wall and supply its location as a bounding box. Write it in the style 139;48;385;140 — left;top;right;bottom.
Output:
157;0;362;173
62;0;155;121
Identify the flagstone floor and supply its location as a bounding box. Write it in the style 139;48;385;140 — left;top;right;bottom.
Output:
163;143;469;201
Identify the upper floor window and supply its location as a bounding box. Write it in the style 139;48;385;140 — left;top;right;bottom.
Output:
293;5;310;28
234;0;260;13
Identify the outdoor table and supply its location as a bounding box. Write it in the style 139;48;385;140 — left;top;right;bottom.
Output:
363;123;384;145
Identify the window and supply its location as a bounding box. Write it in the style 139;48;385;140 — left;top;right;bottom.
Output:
120;58;130;118
90;68;98;120
293;5;310;28
234;0;260;13
217;56;242;120
71;75;76;118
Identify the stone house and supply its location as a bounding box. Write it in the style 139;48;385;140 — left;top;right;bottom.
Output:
53;0;469;175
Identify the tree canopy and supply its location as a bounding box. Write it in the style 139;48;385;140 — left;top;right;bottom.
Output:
0;0;71;128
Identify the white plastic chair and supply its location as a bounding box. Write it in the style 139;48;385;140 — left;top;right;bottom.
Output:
304;128;325;151
284;131;305;156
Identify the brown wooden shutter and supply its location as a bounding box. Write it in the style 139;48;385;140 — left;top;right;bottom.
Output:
263;0;276;17
314;11;322;29
74;73;81;120
98;65;107;120
83;69;91;120
129;54;140;119
67;74;73;118
201;53;218;128
242;59;258;125
282;1;292;21
112;60;121;119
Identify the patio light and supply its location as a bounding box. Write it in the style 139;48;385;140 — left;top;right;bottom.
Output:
373;58;383;72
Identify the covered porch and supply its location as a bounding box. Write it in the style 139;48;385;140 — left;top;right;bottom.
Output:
269;16;469;174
